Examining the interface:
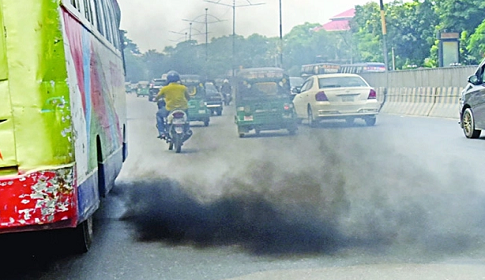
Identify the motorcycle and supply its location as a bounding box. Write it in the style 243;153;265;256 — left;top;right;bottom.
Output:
223;93;232;106
164;110;192;153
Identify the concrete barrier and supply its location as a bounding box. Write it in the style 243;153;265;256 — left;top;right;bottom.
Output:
375;87;386;110
428;87;462;119
380;87;404;114
380;87;435;116
407;87;436;117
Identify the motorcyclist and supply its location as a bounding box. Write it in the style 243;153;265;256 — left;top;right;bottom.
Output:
154;71;191;139
221;79;232;105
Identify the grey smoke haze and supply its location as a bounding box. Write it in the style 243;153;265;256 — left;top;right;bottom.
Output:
117;0;376;52
117;121;485;259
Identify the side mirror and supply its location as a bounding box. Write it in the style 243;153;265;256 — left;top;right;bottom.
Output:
468;75;479;85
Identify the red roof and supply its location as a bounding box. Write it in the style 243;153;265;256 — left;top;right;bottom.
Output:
331;8;355;20
313;8;355;32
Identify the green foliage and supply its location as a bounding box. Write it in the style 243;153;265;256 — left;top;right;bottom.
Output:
122;0;485;79
468;20;485;63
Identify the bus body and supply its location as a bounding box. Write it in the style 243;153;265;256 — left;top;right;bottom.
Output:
339;62;387;74
300;63;340;78
0;0;126;250
301;62;386;77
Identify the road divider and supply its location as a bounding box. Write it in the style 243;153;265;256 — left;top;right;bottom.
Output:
379;86;462;119
428;87;462;119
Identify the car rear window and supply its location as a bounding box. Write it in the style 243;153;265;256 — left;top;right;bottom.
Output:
318;77;367;88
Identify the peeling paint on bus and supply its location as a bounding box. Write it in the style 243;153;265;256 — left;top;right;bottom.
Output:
0;167;77;230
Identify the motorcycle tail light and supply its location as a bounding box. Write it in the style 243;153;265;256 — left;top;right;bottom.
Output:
315;91;328;101
368;89;377;99
172;112;185;118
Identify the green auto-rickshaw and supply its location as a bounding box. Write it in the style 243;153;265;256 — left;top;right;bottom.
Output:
136;81;150;97
180;75;211;127
235;67;298;137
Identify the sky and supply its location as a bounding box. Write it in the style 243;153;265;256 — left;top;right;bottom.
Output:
117;0;379;52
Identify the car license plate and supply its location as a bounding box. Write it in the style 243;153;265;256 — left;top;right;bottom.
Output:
244;115;253;121
342;96;354;102
198;110;206;114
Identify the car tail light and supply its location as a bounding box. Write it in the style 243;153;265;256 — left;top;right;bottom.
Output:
368;89;377;99
283;103;293;110
172;112;185;118
315;91;328;101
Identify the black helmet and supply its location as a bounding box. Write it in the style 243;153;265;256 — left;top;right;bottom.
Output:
166;71;180;83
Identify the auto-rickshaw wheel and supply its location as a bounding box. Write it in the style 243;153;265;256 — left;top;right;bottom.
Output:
204;119;210;127
255;128;261;136
239;133;244;138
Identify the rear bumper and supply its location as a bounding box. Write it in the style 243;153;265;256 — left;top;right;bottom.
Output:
0;167;78;233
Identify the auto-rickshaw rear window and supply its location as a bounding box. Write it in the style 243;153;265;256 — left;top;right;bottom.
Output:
239;71;284;80
252;82;278;96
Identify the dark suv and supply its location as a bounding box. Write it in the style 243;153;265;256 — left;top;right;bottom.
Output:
460;60;485;138
205;82;223;115
148;78;166;101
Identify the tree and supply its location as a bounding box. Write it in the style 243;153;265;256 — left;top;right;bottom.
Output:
434;0;485;64
121;30;145;82
468;20;485;63
350;2;383;63
386;0;438;68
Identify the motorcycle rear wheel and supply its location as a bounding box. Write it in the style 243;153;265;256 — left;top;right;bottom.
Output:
174;134;182;153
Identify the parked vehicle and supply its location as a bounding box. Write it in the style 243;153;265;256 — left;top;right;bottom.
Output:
205;82;224;116
164;110;192;153
181;75;211;126
235;67;298;137
459;60;485;138
292;73;379;126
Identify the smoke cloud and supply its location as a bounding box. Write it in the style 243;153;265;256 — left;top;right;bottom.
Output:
118;121;485;258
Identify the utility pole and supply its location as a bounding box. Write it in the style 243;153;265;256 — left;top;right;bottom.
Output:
205;8;209;61
279;0;283;68
189;22;192;41
183;10;223;62
379;0;389;71
205;0;265;78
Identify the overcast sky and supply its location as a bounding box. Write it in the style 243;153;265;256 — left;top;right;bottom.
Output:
117;0;379;52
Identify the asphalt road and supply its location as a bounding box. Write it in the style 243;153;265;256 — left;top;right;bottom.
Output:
4;94;485;280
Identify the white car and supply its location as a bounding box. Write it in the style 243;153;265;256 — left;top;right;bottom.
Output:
292;73;380;126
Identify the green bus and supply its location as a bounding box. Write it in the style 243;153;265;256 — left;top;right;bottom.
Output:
0;0;127;252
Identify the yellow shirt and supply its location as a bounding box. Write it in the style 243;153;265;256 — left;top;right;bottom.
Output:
155;83;189;111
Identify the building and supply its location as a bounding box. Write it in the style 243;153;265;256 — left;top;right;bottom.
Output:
313;8;355;32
